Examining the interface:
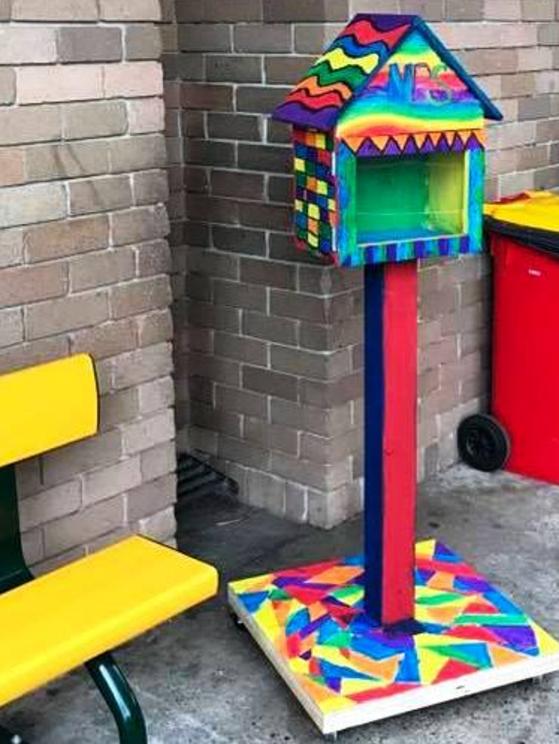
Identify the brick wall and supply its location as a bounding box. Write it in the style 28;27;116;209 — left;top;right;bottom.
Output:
0;0;177;569
167;0;559;528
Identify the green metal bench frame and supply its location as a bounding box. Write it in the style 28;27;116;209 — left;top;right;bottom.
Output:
0;465;147;744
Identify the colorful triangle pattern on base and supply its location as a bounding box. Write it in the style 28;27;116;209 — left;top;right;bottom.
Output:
229;540;559;717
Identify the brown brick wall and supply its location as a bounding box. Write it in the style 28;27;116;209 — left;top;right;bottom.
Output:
0;0;176;569
165;0;559;528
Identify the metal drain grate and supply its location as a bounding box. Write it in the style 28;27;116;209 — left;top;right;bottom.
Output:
176;453;237;501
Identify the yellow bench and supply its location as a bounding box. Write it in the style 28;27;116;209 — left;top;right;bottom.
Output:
0;355;218;743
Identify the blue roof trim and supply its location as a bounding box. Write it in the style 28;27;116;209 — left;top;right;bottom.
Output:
412;18;503;121
344;15;503;123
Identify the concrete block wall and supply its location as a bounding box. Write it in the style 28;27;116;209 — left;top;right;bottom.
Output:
0;0;177;569
166;0;559;528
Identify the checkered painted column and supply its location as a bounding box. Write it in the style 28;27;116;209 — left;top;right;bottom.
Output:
293;128;337;257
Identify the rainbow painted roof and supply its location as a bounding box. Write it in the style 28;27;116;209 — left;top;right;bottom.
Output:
273;14;502;131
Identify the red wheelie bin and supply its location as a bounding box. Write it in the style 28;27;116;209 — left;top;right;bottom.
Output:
458;192;559;483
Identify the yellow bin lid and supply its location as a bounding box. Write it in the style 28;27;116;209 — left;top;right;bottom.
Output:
484;191;559;234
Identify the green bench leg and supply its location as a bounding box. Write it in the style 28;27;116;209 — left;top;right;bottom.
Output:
0;655;146;744
86;653;147;744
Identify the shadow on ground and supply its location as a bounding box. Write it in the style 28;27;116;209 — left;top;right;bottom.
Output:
3;466;559;743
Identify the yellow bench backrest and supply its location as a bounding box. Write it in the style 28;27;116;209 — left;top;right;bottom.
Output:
0;355;98;468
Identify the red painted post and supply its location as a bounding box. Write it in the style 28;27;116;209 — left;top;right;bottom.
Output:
382;261;418;624
364;261;418;627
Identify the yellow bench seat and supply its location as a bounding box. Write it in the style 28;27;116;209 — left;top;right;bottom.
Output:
0;536;218;708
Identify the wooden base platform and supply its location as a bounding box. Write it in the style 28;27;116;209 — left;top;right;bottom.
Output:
228;540;559;735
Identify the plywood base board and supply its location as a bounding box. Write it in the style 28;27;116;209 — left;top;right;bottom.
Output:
228;540;559;735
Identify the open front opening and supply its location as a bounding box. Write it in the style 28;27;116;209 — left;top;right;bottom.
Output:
356;152;466;244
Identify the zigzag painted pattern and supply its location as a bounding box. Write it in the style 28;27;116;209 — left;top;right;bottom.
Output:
341;129;484;157
273;15;413;131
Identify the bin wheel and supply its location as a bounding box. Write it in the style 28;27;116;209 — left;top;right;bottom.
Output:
457;414;510;472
